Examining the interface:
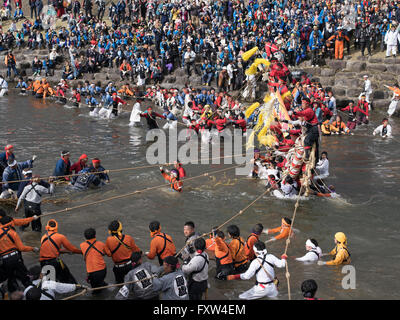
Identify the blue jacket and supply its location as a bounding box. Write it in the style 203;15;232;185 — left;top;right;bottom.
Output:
53;158;71;177
2;160;33;191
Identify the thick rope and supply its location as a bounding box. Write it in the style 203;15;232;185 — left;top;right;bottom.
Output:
0;149;265;185
282;143;316;300
40;164;243;218
174;185;274;258
62;275;157;300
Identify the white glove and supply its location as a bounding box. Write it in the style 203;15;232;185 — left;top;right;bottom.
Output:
33;247;40;253
8;188;15;195
317;260;326;266
32;155;37;161
159;166;163;171
262;229;269;235
33;215;39;220
145;251;149;256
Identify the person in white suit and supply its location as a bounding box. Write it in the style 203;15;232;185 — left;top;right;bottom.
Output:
384;24;400;58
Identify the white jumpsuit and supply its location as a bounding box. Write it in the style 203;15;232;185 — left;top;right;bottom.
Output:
238;253;286;300
314;158;329;180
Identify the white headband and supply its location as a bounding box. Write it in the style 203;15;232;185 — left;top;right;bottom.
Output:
306;239;316;249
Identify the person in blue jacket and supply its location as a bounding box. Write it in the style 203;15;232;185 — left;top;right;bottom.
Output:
1;157;36;198
53;151;72;179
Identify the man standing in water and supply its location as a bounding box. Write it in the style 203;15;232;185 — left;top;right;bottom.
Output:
318;232;351;266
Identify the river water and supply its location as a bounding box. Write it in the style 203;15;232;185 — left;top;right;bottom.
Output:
1;94;399;300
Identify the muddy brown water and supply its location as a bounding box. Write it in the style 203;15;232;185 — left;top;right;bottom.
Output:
1;94;399;300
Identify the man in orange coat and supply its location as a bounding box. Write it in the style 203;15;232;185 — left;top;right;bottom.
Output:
264;217;294;242
244;223;264;261
146;220;176;266
39;219;82;284
214;231;234;279
80;228;107;292
104;220;141;284
0;215;38;293
327;27;350;60
227;225;249;274
160;167;183;192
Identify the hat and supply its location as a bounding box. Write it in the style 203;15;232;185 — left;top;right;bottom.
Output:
8;159;17;167
61;151;70;157
335;232;347;245
363;75;368;78
4;144;13;151
306;239;317;249
46;219;58;232
79;154;88;161
22;168;32;175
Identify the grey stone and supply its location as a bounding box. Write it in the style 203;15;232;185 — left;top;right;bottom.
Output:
346;61;366;72
346;88;361;97
373;90;386;100
326;60;347;70
367;64;387;72
320;68;336;76
333;88;346;96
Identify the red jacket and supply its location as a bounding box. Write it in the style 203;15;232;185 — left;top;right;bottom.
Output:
294;108;319;125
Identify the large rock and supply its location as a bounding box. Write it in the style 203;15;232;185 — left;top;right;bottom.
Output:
320;68;336;76
368;58;383;64
165;76;176;83
346;61;366;72
335;78;361;88
317;76;335;86
372;99;391;109
326;60;346;70
332;88;346;96
367;64;387;72
346;88;361;97
372;90;387;100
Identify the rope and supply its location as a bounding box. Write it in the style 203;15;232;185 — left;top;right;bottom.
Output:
282;143;316;300
174;185;274;258
62;275;157;300
40;164;243;218
0;150;265;185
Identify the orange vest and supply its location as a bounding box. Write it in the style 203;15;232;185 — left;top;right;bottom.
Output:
147;232;176;265
80;239;106;273
40;232;81;261
229;237;248;268
215;237;233;266
245;233;259;260
104;234;141;264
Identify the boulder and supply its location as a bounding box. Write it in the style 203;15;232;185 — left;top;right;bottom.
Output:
367;64;387;72
367;58;383;64
320;68;336;77
346;61;366;72
326;60;346;70
165;76;176;83
373;90;386;100
372;99;391;109
332;88;346;96
335;78;361;88
346;88;361;97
